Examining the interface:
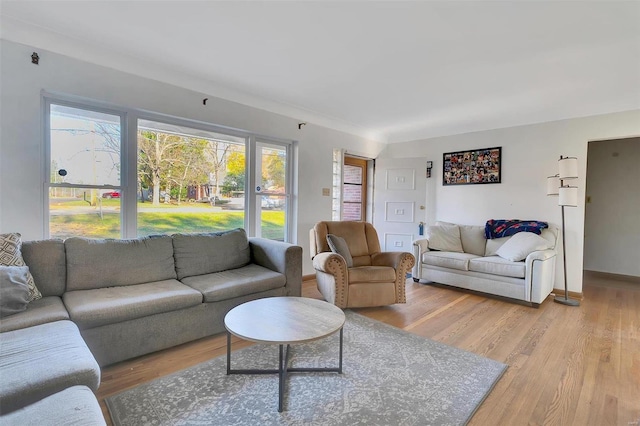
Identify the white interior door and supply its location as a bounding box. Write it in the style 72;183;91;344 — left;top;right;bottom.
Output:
373;157;428;260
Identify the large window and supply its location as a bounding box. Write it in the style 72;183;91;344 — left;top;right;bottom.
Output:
45;97;294;242
136;119;247;236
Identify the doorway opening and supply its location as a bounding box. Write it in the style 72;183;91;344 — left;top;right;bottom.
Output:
342;156;368;221
332;150;373;222
584;136;639;280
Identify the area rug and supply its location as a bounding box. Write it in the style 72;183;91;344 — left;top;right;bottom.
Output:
106;311;507;425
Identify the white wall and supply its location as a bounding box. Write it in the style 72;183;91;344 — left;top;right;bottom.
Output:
379;111;640;293
584;137;640;277
0;40;385;275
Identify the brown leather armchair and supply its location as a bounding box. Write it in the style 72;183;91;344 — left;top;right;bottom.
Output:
309;221;415;308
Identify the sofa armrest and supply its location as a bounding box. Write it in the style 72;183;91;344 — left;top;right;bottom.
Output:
249;238;303;297
413;238;430;253
412;239;430;280
525;249;556;263
525;249;557;304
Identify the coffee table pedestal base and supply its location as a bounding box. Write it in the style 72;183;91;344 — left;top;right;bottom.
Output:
226;328;343;412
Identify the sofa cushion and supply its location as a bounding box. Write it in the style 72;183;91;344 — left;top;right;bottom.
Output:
423;252;480;271
172;229;251;280
0;385;105;426
326;234;354;267
436;222;486;256
65;236;176;291
0;296;69;333
425;225;464;253
0;233;41;301
0;266;31;317
180;264;285;302
348;266;396;283
469;256;526;278
0;320;100;414
63;280;202;329
495;232;553;261
21;239;67;297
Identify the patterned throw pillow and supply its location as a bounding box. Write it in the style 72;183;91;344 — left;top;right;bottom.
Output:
0;233;42;301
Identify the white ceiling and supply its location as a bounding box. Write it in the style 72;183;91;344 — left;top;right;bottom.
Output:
1;1;639;143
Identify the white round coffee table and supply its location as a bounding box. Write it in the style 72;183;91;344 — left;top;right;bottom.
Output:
224;297;345;412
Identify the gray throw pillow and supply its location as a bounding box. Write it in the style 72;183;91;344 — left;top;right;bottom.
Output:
0;266;31;317
326;234;353;267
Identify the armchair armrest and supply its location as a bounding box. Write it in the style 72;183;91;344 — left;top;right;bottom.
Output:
312;252;348;274
312;252;349;307
249;237;303;297
371;252;415;271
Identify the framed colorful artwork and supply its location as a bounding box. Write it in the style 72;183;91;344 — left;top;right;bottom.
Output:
443;147;502;185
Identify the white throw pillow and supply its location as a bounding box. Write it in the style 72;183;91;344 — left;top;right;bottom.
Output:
485;236;510;257
425;225;464;253
495;232;553;262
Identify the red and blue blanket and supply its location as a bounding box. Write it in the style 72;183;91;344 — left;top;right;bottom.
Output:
484;219;548;239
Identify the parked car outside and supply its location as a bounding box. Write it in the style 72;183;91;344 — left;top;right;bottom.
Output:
101;191;120;199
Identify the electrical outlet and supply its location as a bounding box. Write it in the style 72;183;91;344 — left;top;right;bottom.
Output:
322;188;330;196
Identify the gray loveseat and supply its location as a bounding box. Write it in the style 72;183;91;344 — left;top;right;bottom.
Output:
0;228;302;423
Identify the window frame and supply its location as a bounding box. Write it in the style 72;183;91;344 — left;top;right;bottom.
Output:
44;97;128;238
252;138;294;241
43;93;296;242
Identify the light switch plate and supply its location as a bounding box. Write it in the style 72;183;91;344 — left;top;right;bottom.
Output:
322;188;331;196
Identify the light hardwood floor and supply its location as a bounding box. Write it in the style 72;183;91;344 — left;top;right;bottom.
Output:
97;272;640;425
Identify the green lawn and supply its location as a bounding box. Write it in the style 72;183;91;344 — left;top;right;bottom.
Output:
50;210;285;240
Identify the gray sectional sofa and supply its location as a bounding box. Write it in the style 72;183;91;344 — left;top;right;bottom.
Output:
0;229;302;424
